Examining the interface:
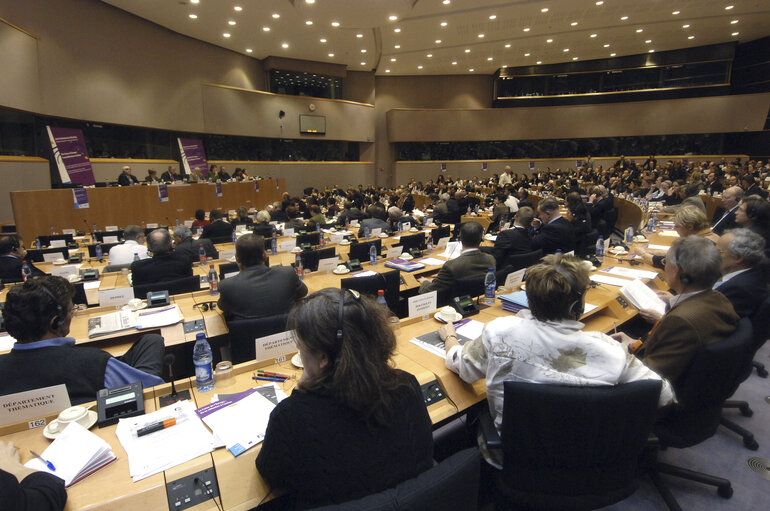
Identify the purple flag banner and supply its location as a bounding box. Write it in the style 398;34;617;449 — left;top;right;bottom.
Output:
73;189;89;209
47;126;96;186
178;138;208;178
481;162;488;172
215;182;223;197
440;163;447;173
254;180;260;192
158;184;169;202
576;160;583;168
529;161;535;170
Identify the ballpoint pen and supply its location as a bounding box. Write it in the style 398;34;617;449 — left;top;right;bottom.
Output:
30;450;56;471
257;370;292;379
253;375;286;383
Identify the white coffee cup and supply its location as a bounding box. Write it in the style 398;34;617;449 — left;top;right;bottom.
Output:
336;264;347;272
49;406;90;433
127;298;143;309
439;306;458;322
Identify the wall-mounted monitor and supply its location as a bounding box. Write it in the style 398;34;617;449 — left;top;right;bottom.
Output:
299;114;326;135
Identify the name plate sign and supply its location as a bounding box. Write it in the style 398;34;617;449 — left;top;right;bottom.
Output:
330;234;345;245
408;291;437;319
385;246;404;259
0;384;71;427
504;269;526;290
50;265;78;278
254;330;297;362
98;287;134;307
317;256;340;274
279;239;296;252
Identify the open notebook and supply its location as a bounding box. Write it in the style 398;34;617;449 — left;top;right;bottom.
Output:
24;422;116;487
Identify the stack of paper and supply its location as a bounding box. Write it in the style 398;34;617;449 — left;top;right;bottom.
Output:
87;305;183;338
600;267;659;280
24;422;116;487
619;279;667;317
410;319;485;357
384;259;426;272
499;291;529;313
116;400;217;482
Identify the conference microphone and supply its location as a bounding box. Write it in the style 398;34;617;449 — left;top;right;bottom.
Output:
158;353;191;406
164;354;178;396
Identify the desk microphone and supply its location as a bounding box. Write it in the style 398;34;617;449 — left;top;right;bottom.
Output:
159;353;191;406
165;354;178;395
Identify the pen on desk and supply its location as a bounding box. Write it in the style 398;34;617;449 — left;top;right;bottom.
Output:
253;375;286;383
257;370;292;379
30;450;55;471
613;322;618;335
137;417;177;437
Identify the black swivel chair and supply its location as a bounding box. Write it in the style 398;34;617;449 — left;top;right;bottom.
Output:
218;263;240;280
226;314;289;364
93;230;124;243
133;275;201;299
36;234;74;247
429;226;452;243
307;447;481;511
577;229;599;258
87;242;120;258
719;296;770;450
597;208;619;238
348;240;382;262
207;235;235;245
340;269;401;316
297;247;336;272
501;249;543;272
297;232;321;247
646;317;753;510
24;247;69;263
480;380;663;511
397;232;426;252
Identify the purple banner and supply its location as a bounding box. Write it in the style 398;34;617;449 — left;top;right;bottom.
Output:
47;126;95;186
576;160;583;168
178;138;208;178
73;189;89;209
481;162;488;172
254;180;260;192
158;184;169;202
215;182;223;197
440;163;447;173
529;161;535;170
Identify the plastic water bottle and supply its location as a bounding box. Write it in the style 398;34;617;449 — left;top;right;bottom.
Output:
427;234;434;253
484;268;496;306
21;261;32;282
646;216;655;234
364;226;370;240
208;264;219;295
92;223;97;236
295;254;304;280
231;230;237;244
376;289;387;306
94;243;103;262
175;218;180;227
198;244;206;266
141;220;146;229
33;237;40;249
369;243;377;266
319;234;325;248
596;235;604;261
271;233;278;254
193;333;214;392
50;225;55;235
651;211;659;230
133;252;140;262
624;224;634;244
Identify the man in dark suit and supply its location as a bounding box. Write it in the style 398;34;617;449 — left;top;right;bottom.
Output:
117;165;138;186
613;236;739;387
172;226;219;264
492;207;535;267
742;175;768;199
445;192;462;225
218;234;307;320
587;185;615;228
200;210;234;241
704;172;724;195
714;228;769;318
161;166;182;183
131;229;193;286
712;186;743;235
0;235;46;283
530;197;575;255
418;221;495;299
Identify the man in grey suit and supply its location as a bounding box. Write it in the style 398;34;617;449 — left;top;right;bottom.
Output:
218;234;308;320
172;226;218;264
418;221;495;299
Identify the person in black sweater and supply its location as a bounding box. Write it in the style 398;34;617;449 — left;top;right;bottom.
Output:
256;289;433;510
0;235;46;283
0;440;66;511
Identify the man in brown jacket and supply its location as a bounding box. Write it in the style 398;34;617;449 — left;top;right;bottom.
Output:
612;236;739;387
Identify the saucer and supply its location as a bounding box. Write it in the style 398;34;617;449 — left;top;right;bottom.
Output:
434;311;463;323
43;410;98;439
401;253;414;260
290;247;302;253
339;240;351;245
409;227;419;232
332;268;351;275
122;302;148;311
378;233;388;238
53;259;67;265
291;353;304;368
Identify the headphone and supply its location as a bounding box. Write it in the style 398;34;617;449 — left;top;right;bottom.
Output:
40;285;64;331
551;264;585;320
193;301;217;312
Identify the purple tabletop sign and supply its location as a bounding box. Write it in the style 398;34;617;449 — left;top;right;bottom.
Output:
73;188;89;209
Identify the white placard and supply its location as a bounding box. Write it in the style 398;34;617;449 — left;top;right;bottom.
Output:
224;271;240;279
105;225;118;231
43;253;63;263
184;220;194;228
98;287;134;307
50;265;77;278
604;238;611;252
254;330;297;362
402;222;411;231
350;220;360;227
146;223;159;229
62;229;76;235
236;224;247;233
565;250;575;256
408;291;437;318
501;222;511;231
436;236;450;249
371;228;382;237
504;269;526;290
317;256;340;274
330;234;345;245
386;245;404;259
50;239;67;248
283;228;295;237
218;249;235;261
0;384;71;427
279;239;297;252
103;236;119;244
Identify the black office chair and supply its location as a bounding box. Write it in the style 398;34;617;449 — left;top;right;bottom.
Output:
72;282;88;307
480;380;662;511
397;232;426;252
501;249;543;272
93;230;124;243
308;447;481;511
299;247;336;272
719;296;770;450
87;242;120;258
132;275;201;299
577;229;599;258
297;232;321;247
646;317;753;510
24;247;69;263
597;208;619;238
226;314;289;364
429;226;451;243
36;234;74;247
1;225;16;233
207;235;235;245
348;240;382;262
453;274;486;301
340;269;400;315
218;262;239;280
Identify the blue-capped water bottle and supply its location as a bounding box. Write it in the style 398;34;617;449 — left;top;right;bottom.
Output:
231;230;237;244
596;235;604;262
624;224;634;244
369;243;377;266
484;268;496;306
193;333;214;392
271;232;278;254
94;243;103;262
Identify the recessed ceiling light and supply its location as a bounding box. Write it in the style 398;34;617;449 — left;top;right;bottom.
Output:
228;20;236;25
389;15;398;21
328;53;334;57
443;0;450;4
233;5;242;11
190;0;199;3
682;24;690;28
223;33;231;38
452;61;457;65
489;15;497;20
541;8;549;13
649;49;655;53
272;13;280;19
435;39;442;43
487;57;493;60
305;20;313;25
688;35;695;39
621;16;629;21
361;49;366;53
478;34;484;38
331;21;340;27
596;1;604;5
636;28;643;32
505;43;511;48
188;14;197;19
732;31;739;36
465;48;471;53
245;48;252;53
536;61;542;64
418;65;423;69
725;5;734;10
610;53;616;56
502;65;507;68
394;28;401;32
391;57;396;62
672;11;680;15
306;0;315;4
523;27;530;32
263;26;270;32
563;48;569;52
524;52;530;56
590;33;597;37
394;44;400;48
731;19;739;24
572;57;578;60
441;21;448;27
469;68;474;71
360;62;366;65
427;53;433;57
604;43;610;47
385;69;390;73
320;38;327;43
546;38;553;43
281;42;288;48
571;22;578;26
356;33;363;38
